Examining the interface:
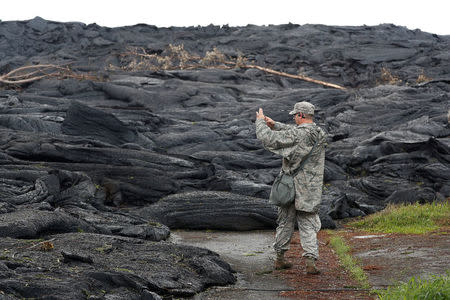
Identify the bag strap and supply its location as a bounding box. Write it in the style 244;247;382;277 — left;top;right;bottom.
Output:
289;136;323;177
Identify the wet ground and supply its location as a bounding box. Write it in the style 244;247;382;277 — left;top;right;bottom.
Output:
172;230;289;300
343;230;450;290
276;232;373;300
172;230;372;299
172;229;449;299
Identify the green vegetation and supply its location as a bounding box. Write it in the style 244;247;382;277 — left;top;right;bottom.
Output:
147;221;162;227
114;267;133;273
326;202;450;297
328;233;370;289
94;244;113;254
376;272;450;300
349;202;449;234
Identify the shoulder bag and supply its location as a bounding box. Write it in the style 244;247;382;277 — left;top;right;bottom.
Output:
269;140;320;207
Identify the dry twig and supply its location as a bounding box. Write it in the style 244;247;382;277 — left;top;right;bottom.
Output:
26;238;56;250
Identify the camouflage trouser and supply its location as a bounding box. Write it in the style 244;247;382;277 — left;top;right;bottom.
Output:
273;203;321;260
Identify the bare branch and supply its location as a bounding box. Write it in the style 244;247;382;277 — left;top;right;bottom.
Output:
2;45;347;91
26;238;56;250
0;64;100;86
8;69;44;79
241;64;347;90
115;45;347;90
0;75;49;84
2;64;56;77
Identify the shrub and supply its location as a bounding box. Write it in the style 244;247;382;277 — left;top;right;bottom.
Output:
378;67;402;85
416;71;432;83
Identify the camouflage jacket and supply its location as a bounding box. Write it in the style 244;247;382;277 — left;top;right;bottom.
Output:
255;119;327;212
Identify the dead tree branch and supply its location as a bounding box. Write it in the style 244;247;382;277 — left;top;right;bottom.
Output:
241;64;347;90
2;45;347;91
117;45;347;90
0;64;100;85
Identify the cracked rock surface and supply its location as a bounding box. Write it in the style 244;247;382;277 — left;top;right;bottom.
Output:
0;17;449;298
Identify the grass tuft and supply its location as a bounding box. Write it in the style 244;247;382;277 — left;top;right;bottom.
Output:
348;202;449;234
328;233;370;289
376;272;450;300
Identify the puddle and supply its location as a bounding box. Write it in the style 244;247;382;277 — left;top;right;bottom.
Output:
172;230;290;300
353;234;386;239
356;247;439;260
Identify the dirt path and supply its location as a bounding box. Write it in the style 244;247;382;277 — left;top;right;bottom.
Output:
277;231;373;300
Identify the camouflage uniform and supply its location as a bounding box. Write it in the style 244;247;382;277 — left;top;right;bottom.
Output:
255;118;326;259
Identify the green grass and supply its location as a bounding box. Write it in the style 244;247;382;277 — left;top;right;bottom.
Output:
376;272;450;300
348;202;449;234
94;243;113;254
113;267;133;273
328;233;370;289
327;202;450;296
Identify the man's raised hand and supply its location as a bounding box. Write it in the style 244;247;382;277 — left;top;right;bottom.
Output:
256;108;265;120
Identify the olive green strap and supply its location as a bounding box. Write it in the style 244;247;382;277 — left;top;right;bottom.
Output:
290;139;321;176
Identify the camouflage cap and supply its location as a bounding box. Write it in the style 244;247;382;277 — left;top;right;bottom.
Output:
289;101;315;115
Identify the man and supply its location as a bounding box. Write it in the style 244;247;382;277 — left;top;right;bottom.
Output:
255;101;327;275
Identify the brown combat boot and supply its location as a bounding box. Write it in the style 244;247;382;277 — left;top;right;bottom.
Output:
274;253;293;270
305;257;320;275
